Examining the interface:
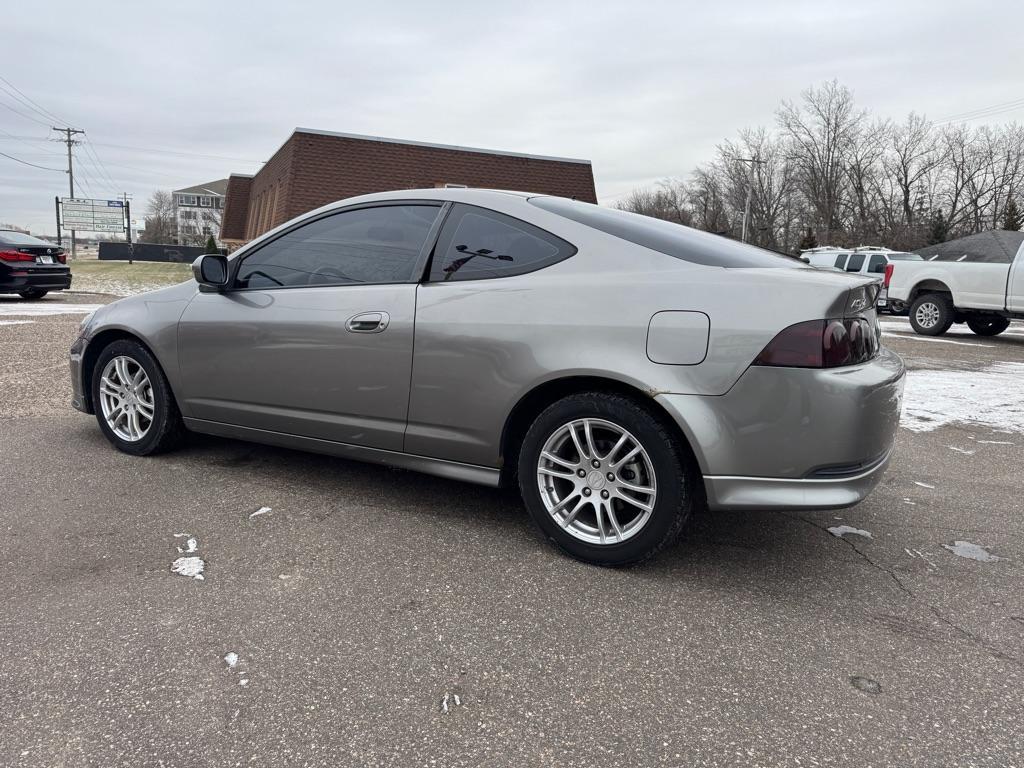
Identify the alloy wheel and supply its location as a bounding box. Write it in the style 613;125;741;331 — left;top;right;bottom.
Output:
536;418;657;545
914;301;940;329
99;356;155;442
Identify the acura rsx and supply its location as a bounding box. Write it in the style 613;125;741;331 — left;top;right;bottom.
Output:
70;188;905;566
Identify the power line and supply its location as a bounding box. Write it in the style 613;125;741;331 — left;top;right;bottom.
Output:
82;135;121;192
0;127;63;156
74;143;114;196
0;96;53;127
0;75;71;126
935;97;1024;125
86;139;261;164
0;149;64;172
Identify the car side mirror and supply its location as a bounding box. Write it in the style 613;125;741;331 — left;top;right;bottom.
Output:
193;253;229;291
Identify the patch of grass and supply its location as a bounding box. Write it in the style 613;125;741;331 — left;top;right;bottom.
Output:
69;260;193;296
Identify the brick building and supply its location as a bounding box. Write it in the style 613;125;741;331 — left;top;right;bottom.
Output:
219;128;597;246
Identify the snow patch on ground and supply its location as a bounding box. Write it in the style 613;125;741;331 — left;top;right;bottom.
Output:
224;652;239;668
828;525;873;540
914;481;935;489
947;446;976;455
177;537;198;554
171;556;205;580
943;541;1001;562
249;506;272;519
883;331;993;348
440;692;464;714
901;362;1024;433
0;302;103;317
0;319;34;326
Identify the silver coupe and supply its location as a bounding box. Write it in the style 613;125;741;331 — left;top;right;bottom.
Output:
70;188;905;565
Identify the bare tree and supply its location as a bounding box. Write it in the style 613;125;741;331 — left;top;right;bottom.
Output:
141;190;176;244
776;80;866;243
615;180;691;225
613;81;1024;253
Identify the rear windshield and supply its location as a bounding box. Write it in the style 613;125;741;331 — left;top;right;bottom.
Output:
528;196;804;268
887;253;923;261
0;231;53;247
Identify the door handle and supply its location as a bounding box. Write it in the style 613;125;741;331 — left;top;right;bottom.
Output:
346;311;390;333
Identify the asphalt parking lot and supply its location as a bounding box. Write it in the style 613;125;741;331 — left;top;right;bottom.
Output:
1;292;1022;767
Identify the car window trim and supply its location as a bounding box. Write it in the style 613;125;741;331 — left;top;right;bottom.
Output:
423;203;577;284
226;200;447;292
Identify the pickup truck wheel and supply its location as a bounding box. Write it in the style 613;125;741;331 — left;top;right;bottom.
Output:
965;316;1011;336
909;293;954;336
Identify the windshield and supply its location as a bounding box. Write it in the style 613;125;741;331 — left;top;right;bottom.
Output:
528;196;804;269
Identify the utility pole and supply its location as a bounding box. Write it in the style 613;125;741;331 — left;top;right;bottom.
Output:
52;126;85;259
736;156;766;243
122;192;134;264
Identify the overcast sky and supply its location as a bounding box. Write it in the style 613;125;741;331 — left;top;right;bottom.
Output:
3;0;1023;234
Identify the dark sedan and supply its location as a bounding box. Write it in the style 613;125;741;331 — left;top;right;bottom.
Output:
0;230;72;299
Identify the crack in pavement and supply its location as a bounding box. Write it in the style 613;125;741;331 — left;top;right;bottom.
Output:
782;512;1021;666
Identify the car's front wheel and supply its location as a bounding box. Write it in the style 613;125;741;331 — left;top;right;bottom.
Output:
518;392;694;566
91;339;185;456
18;289;47;299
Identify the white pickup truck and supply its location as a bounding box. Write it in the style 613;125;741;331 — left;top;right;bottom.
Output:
884;243;1024;336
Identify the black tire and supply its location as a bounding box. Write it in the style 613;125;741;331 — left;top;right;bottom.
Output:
518;392;694;567
965;315;1011;336
909;293;954;336
91;339;185;456
18;289;47;299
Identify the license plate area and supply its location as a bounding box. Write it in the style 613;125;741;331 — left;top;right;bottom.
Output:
38;254;54;264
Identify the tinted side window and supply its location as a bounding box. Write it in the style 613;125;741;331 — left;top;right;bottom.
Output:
235;205;440;289
846;253;866;272
833;254;847;269
867;254;887;273
429;205;575;282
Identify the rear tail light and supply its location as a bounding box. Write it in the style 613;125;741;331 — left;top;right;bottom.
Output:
883;263;894;288
0;249;35;262
754;318;879;369
56;250;67;264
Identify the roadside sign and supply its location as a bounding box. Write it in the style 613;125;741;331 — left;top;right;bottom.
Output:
60;197;126;233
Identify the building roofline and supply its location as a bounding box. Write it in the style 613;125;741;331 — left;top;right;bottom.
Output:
229;173;255;179
173;178;229;195
288;127;593;166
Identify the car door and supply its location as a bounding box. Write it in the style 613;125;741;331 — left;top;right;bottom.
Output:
176;202;444;451
405;203;577;466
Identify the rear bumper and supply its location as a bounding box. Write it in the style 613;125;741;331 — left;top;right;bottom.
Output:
703;447;893;511
656;347;905;511
0;270;72;292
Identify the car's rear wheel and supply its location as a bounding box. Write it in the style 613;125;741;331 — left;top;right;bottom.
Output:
91;339;185;456
518;392;693;566
909;293;954;336
18;289;47;299
965;315;1011;336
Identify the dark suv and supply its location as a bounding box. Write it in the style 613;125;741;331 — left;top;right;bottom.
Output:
0;230;72;299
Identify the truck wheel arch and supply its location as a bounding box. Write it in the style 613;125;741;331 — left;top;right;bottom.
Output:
908;279;952;304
